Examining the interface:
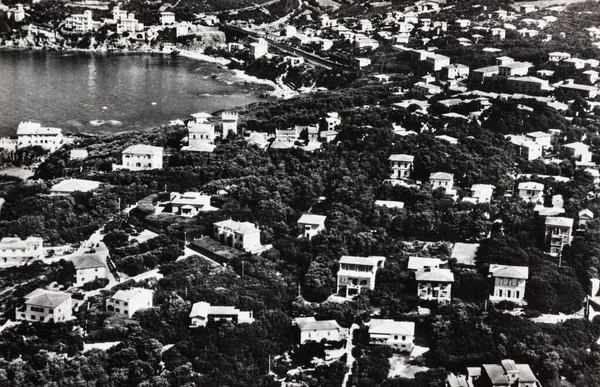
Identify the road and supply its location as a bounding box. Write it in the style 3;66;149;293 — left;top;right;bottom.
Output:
342;324;359;387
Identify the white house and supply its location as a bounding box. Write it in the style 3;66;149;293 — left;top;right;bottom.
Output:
16;122;65;152
426;54;450;71
160;11;175;25
491;27;506;40
114;144;163;171
73;254;107;287
429;172;455;195
249;38;269;59
355;57;372;68
65;10;101;33
337;255;386;298
517;182;544;204
471;65;500;82
106;288;153;318
415;268;454;305
462;184;495;204
579;209;594;227
189;301;255;327
213;219;262;253
560;82;599;99
16;289;72;323
323;112;341;131
389;154;414;179
70;149;88;160
294;317;348;344
0;236;43;265
545;217;574;255
467;360;540;387
116;13;144;34
564;142;590;159
455;19;471;28
525;131;552;149
368;319;415;351
169;192;214;216
489;264;529;304
297;214;326;239
442;64;470;79
413;82;442;98
499;62;533;77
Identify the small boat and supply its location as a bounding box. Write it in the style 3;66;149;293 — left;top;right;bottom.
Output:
89;120;105;126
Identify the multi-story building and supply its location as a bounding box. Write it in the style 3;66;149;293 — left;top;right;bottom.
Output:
548;51;571;62
368;319;415;351
114;144;164;171
499;62;533;77
545;216;574;255
415;268;454;304
525;131;552;149
578;209;594;227
506;76;551;95
518;182;544;204
73;254;107;287
7;4;25;22
16;121;65;152
442;64;470;79
160;11;176;25
560;82;599;99
429;172;455;194
297;214;327;239
388;154;414;179
0;236;43;265
294;317;348;344
213;219;262;253
112;6;128;21
471;66;500;82
426;54;451;71
16;289;72;323
322;112;341;131
489;264;529;304
466;359;540;387
189;302;255;327
106;288;153;318
65;10;101;34
117;13;144;34
413;82;442;98
336;255;386;298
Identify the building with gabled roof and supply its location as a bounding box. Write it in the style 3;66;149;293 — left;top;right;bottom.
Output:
463;184;495;204
368;319;415;350
73;253;107;287
16;289;72;323
430;172;456;196
294;317;348;344
471;65;500;82
545;217;573;255
297;214;326;239
106;288;153;318
189;301;255;327
415;268;454;304
213;219;263;253
578;209;594;227
489;264;529;304
337;256;386;298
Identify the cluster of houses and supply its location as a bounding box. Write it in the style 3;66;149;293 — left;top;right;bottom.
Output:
4;4;219;44
0;121;74;153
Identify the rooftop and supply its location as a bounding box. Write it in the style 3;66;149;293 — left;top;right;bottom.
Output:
489;264;529;279
415;268;454;282
122;144;163;155
369;319;415;336
298;214;327;225
50;178;101;193
545;216;574;227
73;254;106;270
214;219;260;235
24;289;70;308
388;154;414;162
111;288;153;302
430;172;453;180
339;255;386;267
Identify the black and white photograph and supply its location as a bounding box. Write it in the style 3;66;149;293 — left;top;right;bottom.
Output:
0;0;599;385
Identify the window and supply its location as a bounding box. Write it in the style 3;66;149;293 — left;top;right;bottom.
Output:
402;336;406;341
394;335;398;340
31;315;36;320
116;308;120;313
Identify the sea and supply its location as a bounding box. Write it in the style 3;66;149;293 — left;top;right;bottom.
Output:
0;49;263;137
